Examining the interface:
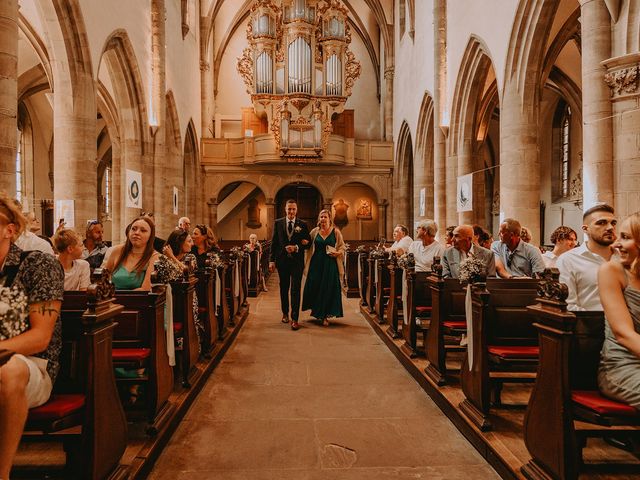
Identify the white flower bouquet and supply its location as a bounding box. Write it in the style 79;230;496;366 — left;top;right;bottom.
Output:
0;286;29;341
458;256;486;285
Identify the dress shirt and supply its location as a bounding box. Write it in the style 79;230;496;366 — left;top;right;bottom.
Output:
542;250;558;268
491;239;545;278
408;240;445;272
63;259;91;291
389;235;413;252
15;231;54;255
556;242;613;311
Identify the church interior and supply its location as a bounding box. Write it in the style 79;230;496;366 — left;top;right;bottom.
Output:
2;0;640;479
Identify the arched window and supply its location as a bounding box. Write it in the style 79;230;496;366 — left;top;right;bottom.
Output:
552;100;571;201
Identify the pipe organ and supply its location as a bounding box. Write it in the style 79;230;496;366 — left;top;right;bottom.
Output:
238;0;361;160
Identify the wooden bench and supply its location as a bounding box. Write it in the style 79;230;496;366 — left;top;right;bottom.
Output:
344;246;361;298
522;270;640;480
424;259;467;385
357;246;369;306
400;255;433;358
170;270;199;389
373;250;391;323
365;255;377;313
215;261;231;340
22;272;128;479
246;249;261;297
111;286;174;435
195;264;217;355
459;278;540;430
385;253;404;339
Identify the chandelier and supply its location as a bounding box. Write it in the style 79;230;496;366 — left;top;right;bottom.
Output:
237;0;361;160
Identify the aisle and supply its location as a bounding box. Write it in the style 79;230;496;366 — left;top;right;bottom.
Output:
148;274;498;479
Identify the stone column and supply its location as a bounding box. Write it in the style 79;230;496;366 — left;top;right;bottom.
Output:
433;0;447;237
377;200;388;240
603;53;640;218
207;199;219;232
384;66;394;142
200;17;214;138
580;0;613;210
0;0;18;195
499;85;540;243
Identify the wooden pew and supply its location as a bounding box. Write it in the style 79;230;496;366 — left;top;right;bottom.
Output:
385;253;403;339
247;249;261;297
522;270;640;480
23;272;128;479
357;246;369;306
365;254;376;313
400;255;433;358
459;278;540;431
170;269;199;389
215;261;231;339
195;263;217;355
373;250;390;323
424;259;466;385
344;245;361;298
111;286;174;435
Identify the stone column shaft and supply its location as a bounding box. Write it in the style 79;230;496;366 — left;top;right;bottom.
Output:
581;0;614;209
0;0;18;195
433;0;449;235
384;66;394;142
200;18;214;138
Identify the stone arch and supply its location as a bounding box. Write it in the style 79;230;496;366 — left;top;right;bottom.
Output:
98;29;150;231
184;120;199;223
331;182;379;240
394;121;413;228
449;35;498;226
160;90;182;236
274;182;323;229
214;180;268;241
415;92;434;220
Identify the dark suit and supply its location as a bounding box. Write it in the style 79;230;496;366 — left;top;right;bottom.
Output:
270;217;311;321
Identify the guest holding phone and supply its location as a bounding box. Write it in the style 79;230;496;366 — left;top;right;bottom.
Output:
301;209;345;326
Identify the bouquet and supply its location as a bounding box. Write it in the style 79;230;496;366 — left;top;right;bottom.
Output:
397;252;415;270
458;256;485;285
153;254;184;284
207;252;224;268
0;286;29;341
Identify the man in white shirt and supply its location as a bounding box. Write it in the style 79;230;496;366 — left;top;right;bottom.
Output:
15;212;54;255
542;226;577;268
386;224;413;252
402;219;445;272
556;204;617;311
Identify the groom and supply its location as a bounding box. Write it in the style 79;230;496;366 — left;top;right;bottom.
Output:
269;199;311;330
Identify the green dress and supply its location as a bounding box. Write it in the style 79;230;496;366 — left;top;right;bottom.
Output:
112;264;146;289
302;229;343;319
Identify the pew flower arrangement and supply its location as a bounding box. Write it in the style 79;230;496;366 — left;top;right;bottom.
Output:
0;286;29;341
458;256;485;285
397;252;415;270
153;254;185;284
207;252;224;268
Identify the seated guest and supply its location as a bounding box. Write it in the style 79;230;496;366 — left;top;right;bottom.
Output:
104;216;159;290
0;195;64;479
399;220;445;272
191;223;219;268
206;226;221;252
492;218;545;278
443;225;496;279
178;216;191;233
557;204;617;311
81;220;109;270
542;226;577;268
445;225;456;247
385;224;413;252
520;226;532;244
54;229;91;291
14;209;54;256
163;229;194;265
597;211;640;409
472;224;493;250
246;233;262;254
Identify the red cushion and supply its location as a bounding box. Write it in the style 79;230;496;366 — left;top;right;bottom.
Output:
488;345;539;359
28;394;85;422
112;348;151;362
572;390;639;417
442;321;467;330
415;306;432;313
174;322;183;332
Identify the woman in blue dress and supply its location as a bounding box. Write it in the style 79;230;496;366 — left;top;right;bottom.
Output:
598;211;640;408
302;209;345;326
105;216;159;290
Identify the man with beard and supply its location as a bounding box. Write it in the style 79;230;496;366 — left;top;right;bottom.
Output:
557;203;617;311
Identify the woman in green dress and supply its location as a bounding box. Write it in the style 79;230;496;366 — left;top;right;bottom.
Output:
302;209;345;326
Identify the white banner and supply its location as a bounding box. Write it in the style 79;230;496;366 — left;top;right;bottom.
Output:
126;169;142;208
457;173;473;212
173;187;179;215
55;200;75;228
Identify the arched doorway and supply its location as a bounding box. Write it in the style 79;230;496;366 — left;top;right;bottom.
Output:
275;183;322;227
331;182;379;240
394;122;413;228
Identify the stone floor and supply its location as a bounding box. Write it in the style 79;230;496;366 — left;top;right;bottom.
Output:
147;275;499;479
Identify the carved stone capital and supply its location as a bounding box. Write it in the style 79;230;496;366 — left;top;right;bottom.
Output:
384;67;395;81
200;60;210;72
604;65;639;97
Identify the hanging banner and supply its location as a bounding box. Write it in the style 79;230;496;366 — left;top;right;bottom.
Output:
456;173;473;212
126;169;142;208
55;200;75;228
173;187;179;215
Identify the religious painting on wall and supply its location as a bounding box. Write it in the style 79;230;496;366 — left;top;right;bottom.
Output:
356;198;372;219
333;198;349;229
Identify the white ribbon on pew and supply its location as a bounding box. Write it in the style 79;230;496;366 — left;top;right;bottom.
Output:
402;269;408;325
165;283;176;367
374;259;379;284
215;270;221;310
465;283;474;370
234;260;241;297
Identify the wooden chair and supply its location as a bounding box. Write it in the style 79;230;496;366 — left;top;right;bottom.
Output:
522;269;640;480
23;272;128;479
459;278;540;431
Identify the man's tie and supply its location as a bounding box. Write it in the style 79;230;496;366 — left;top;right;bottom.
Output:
287;221;293;236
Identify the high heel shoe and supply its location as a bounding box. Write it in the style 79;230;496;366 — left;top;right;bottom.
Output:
322;318;329;327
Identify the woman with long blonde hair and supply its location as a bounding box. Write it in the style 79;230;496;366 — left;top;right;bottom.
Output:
598;211;640;408
301;209;345;326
